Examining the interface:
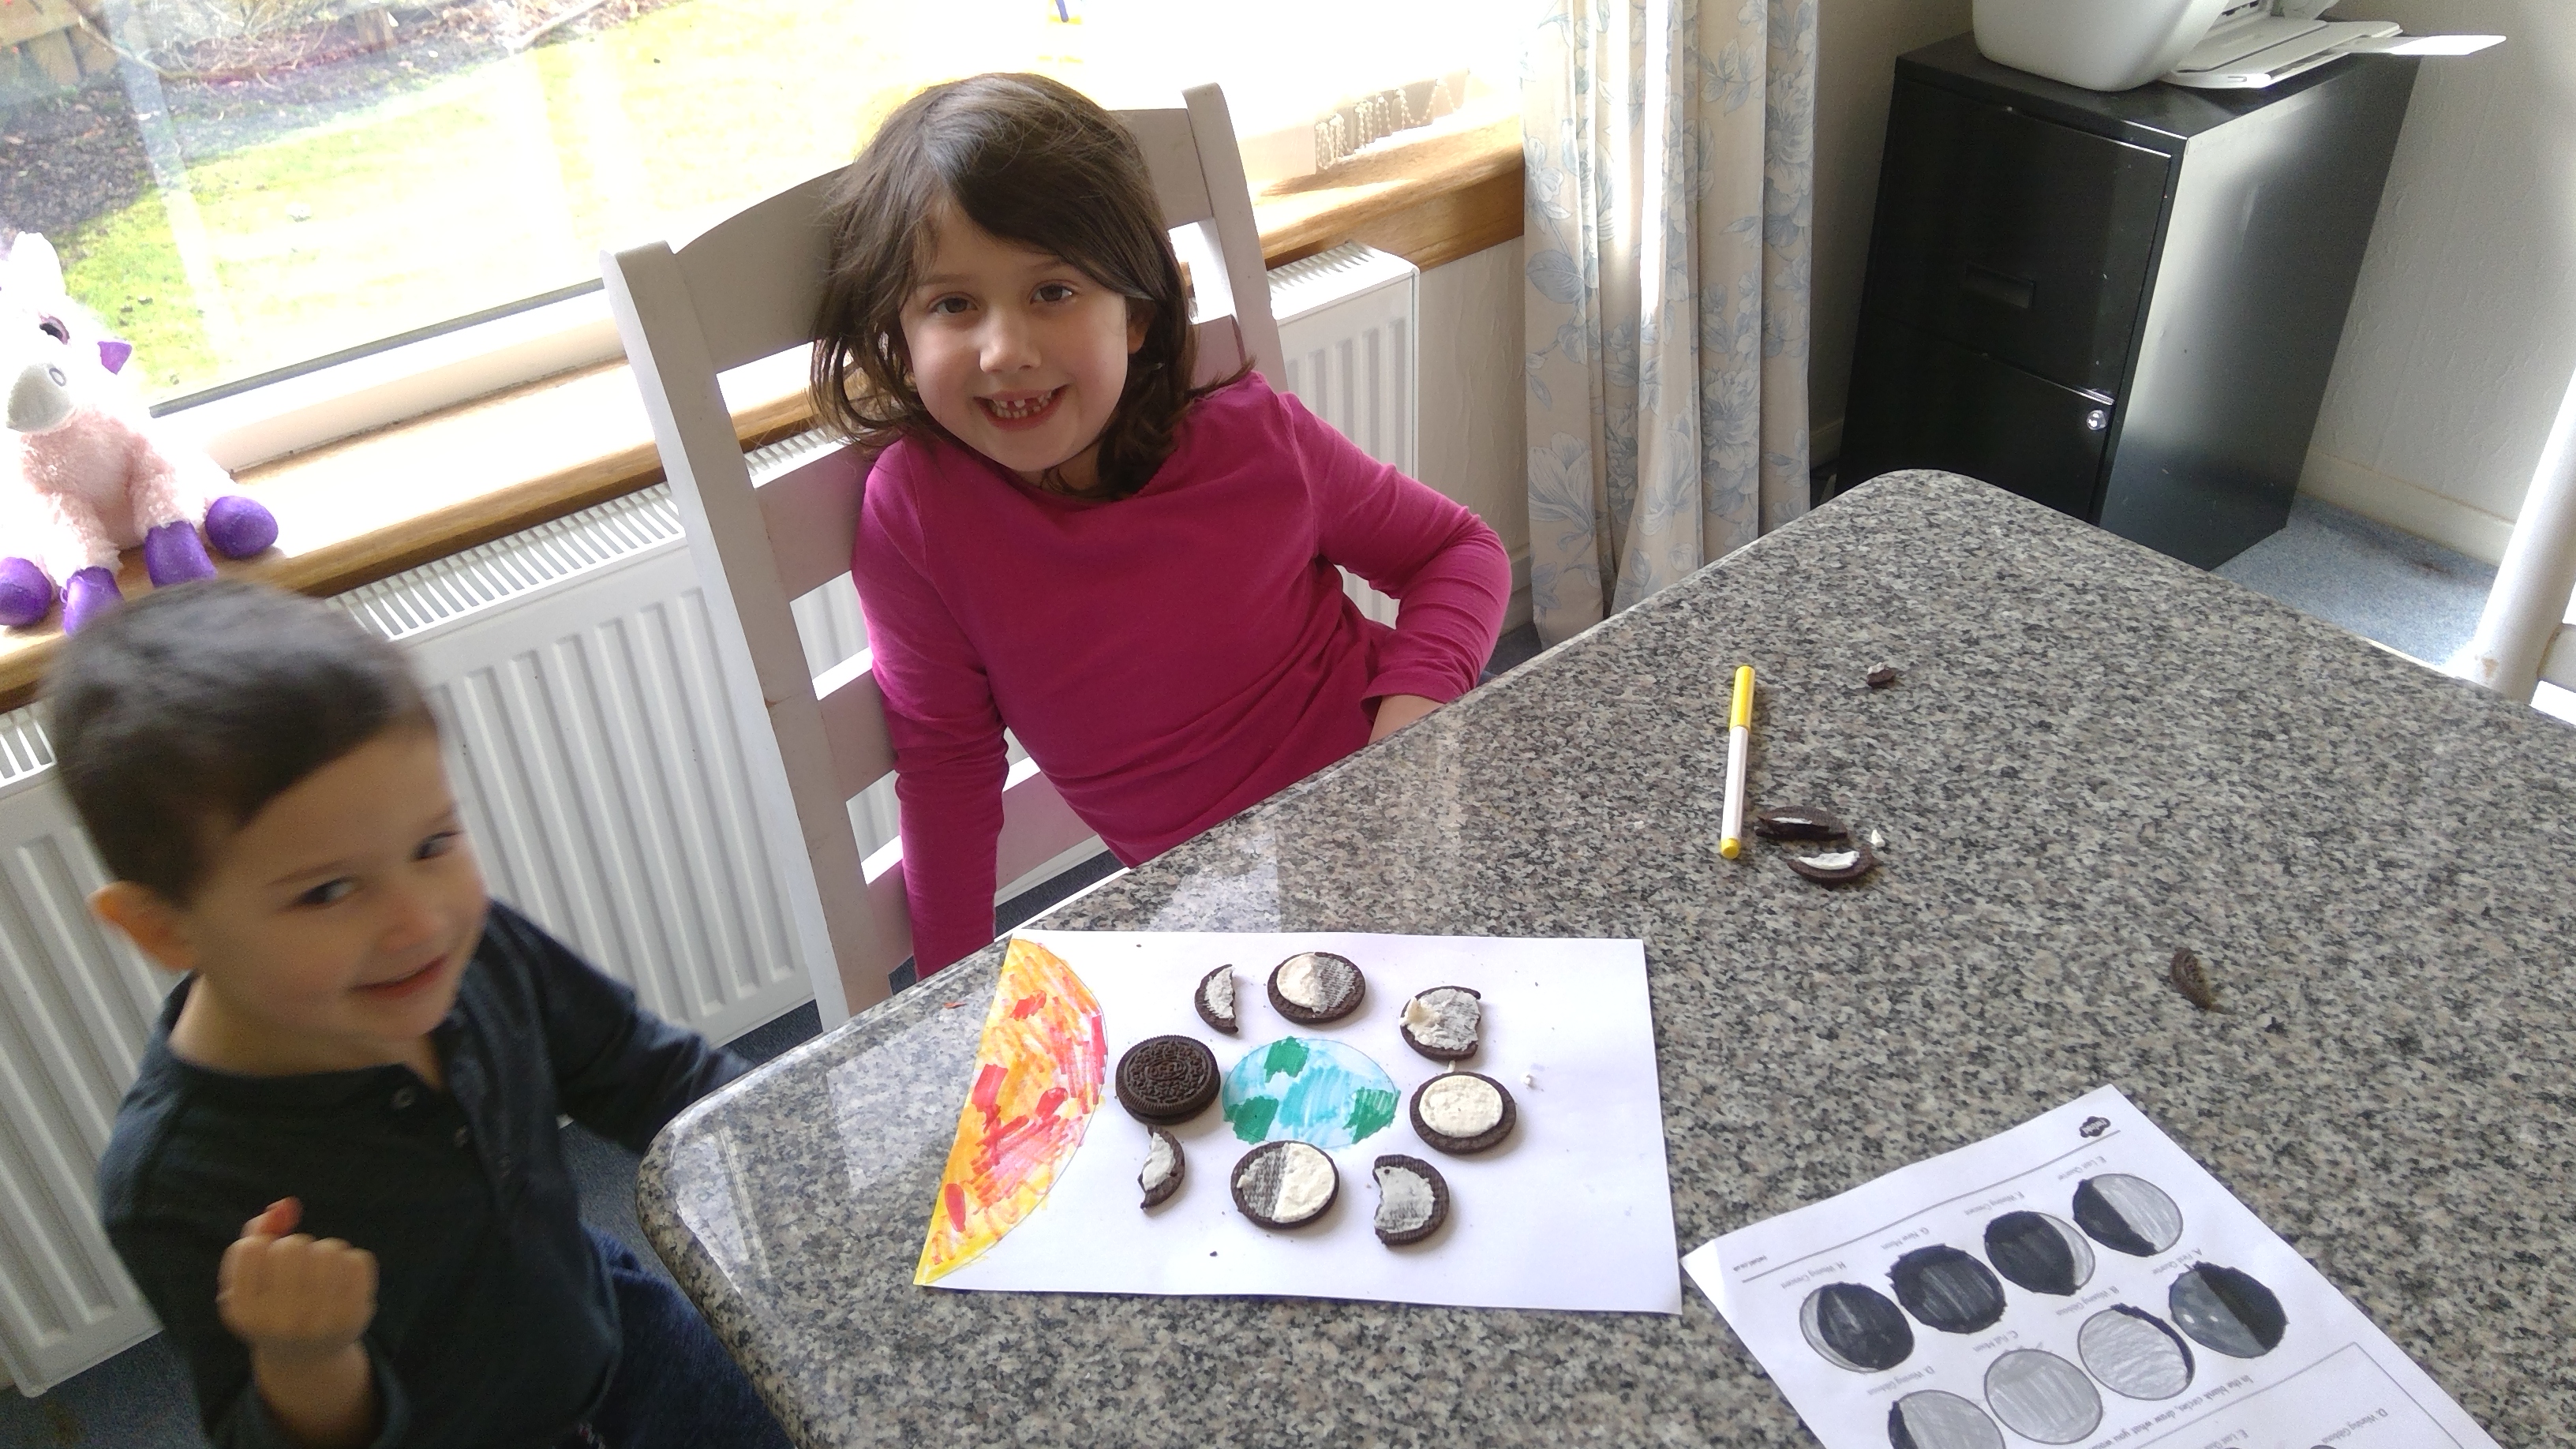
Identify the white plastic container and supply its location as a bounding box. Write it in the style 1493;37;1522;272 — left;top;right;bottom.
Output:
1971;0;2233;91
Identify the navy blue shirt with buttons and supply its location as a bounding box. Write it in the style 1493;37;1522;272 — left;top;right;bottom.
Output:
97;900;747;1449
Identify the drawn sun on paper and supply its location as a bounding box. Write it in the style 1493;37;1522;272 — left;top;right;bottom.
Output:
915;938;1108;1285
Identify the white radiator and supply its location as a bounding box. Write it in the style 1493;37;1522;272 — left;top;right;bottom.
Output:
1272;242;1421;625
0;245;1426;1396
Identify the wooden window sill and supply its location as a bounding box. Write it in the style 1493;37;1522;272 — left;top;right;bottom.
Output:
0;114;1520;713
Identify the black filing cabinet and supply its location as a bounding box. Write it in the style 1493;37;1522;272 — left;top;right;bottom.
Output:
1841;36;2417;567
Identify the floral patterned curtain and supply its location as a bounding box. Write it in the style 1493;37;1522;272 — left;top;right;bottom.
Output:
1522;0;1816;645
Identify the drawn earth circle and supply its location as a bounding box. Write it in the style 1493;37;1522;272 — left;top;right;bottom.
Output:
1220;1036;1400;1148
1885;1389;2004;1449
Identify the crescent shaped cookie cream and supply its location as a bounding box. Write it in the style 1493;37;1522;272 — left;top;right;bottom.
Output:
1138;1126;1186;1209
1410;1070;1517;1154
1194;965;1239;1034
1267;951;1366;1024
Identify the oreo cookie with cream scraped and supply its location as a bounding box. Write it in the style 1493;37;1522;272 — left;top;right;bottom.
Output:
1138;1126;1185;1209
1267;951;1366;1024
1398;985;1482;1061
1194;965;1238;1034
1371;1154;1451;1245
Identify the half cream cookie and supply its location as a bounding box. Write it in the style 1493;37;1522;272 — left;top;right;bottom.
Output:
1410;1070;1516;1154
1230;1140;1339;1229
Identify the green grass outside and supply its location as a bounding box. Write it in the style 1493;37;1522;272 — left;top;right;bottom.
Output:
62;0;1117;402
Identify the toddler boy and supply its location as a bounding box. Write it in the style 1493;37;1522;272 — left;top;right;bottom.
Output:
55;579;791;1449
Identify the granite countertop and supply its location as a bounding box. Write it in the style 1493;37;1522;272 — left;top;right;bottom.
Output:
638;472;2575;1447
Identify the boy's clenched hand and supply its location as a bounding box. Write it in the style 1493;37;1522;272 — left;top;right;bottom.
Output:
218;1198;383;1448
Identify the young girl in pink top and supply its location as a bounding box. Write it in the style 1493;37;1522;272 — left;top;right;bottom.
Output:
811;73;1511;976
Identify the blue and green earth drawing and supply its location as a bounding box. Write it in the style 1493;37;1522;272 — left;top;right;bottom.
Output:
1220;1037;1398;1148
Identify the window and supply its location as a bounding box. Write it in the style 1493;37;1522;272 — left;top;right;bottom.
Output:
29;0;1511;440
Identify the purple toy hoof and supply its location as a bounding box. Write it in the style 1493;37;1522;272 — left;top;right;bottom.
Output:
62;567;121;633
0;558;51;627
142;521;216;586
203;496;279;559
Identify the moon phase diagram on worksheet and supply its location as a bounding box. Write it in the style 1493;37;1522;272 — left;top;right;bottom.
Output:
1682;1086;2501;1449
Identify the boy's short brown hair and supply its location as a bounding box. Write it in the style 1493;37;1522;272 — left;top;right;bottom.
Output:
45;578;435;901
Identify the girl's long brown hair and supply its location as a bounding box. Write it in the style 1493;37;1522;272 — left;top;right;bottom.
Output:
810;73;1244;499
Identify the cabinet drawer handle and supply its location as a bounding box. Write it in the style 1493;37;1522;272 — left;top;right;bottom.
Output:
1962;263;2036;310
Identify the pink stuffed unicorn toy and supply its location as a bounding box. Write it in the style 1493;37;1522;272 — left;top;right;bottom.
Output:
0;232;276;632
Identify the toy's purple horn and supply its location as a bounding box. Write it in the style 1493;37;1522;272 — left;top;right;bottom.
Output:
99;338;131;374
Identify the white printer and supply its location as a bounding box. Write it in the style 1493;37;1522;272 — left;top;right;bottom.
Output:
1973;0;2501;93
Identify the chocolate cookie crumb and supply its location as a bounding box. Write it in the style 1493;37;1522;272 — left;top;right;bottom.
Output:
1231;1140;1338;1228
1410;1071;1518;1154
1866;665;1899;688
1115;1035;1219;1123
1371;1154;1451;1245
1139;1127;1186;1208
2168;948;2222;1013
1399;986;1482;1061
1194;965;1239;1034
1267;951;1366;1024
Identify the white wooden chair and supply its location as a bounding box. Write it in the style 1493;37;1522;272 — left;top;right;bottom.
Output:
601;84;1285;1024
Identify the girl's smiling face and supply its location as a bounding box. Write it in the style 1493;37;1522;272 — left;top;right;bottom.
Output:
899;201;1148;494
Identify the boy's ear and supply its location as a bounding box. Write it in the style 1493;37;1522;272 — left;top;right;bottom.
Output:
90;882;197;975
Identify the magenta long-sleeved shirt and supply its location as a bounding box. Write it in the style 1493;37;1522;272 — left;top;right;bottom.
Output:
851;373;1511;973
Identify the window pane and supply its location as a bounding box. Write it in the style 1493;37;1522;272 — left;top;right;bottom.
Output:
22;0;1511;405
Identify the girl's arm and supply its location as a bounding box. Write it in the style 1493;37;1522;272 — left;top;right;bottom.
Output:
851;474;1010;976
1287;391;1513;709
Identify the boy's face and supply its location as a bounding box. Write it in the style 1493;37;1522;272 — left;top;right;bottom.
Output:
99;726;489;1076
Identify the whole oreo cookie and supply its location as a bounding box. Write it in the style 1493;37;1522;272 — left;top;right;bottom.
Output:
1138;1126;1185;1209
1410;1070;1517;1154
1194;965;1239;1035
1371;1154;1451;1245
1230;1140;1339;1229
1267;951;1366;1024
1115;1035;1219;1123
1398;985;1482;1061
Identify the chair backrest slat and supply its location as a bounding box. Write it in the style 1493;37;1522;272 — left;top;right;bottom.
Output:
760;446;871;603
674;170;841;374
815;661;897;800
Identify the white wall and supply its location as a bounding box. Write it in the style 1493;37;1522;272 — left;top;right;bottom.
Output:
1418;238;1534;627
1810;0;1978;459
2300;2;2566;564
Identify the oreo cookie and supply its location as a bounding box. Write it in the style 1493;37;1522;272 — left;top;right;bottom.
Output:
1267;951;1366;1024
1230;1140;1338;1229
1139;1126;1185;1209
1784;838;1877;884
1410;1071;1516;1154
1114;1035;1219;1123
1194;965;1239;1034
1398;985;1482;1061
1371;1154;1450;1245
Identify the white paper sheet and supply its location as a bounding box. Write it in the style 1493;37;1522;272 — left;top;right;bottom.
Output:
930;930;1681;1313
1682;1086;2499;1449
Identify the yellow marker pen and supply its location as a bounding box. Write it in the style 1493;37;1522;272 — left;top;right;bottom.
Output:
1720;665;1754;859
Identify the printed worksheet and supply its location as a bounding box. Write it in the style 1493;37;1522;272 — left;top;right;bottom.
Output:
1681;1086;2498;1449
